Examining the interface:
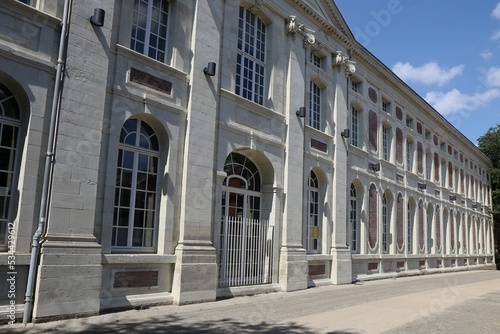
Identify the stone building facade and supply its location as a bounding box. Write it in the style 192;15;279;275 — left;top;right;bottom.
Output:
0;0;494;322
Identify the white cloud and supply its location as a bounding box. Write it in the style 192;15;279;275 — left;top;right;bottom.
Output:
492;2;500;19
392;62;464;87
491;30;500;40
425;88;500;115
480;50;493;60
486;67;500;86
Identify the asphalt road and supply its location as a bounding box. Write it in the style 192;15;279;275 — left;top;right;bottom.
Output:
4;270;500;333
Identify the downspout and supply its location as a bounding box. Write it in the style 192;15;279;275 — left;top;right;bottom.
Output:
23;0;72;323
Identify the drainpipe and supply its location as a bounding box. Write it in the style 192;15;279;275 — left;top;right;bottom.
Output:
23;0;72;323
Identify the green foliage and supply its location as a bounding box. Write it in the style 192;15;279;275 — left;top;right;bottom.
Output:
478;124;500;219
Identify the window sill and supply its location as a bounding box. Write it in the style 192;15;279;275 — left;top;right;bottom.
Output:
102;253;176;265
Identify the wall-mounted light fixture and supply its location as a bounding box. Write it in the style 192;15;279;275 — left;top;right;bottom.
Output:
90;8;105;27
449;195;457;201
369;162;380;172
417;182;427;190
341;129;350;138
296;107;306;117
204;62;216;76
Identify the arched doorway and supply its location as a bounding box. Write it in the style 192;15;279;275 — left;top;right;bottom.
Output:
218;152;273;287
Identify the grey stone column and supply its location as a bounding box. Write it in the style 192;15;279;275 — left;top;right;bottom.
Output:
330;56;352;285
171;0;222;305
32;1;112;319
279;28;309;292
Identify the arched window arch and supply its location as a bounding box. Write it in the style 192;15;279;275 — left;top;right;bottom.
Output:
0;82;21;248
306;170;320;253
349;183;358;253
112;119;160;251
235;6;266;105
222;152;261;219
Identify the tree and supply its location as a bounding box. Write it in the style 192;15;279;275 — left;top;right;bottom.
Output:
477;124;500;266
478;124;500;216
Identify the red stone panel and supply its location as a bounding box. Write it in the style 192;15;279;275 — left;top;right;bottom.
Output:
433;134;438;146
436;206;441;251
417;141;423;174
369;110;378;152
396;106;403;120
434;153;439;183
130;68;172;94
397;193;404;249
417;122;423;134
418;200;424;250
460;169;464;193
396;127;403;164
448;144;452;155
450;213;455;252
114;271;159;288
369;184;378;250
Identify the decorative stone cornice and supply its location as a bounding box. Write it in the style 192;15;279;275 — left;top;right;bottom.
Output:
285;15;315;46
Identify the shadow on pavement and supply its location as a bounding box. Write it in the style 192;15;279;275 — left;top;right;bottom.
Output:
6;314;361;334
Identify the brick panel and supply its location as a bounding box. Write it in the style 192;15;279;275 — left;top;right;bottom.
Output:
311;138;327;152
472;221;477;253
396;127;403;164
436;206;441;250
416;122;423;134
368;87;378;103
433;134;438;146
369;184;378;249
450;213;455;252
462;219;467;252
397;193;404;249
460;153;463;163
308;264;326;276
396;106;403;120
434;153;439;182
418;200;424;250
368;262;378;271
114;270;159;288
130;67;173;94
460;169;464;193
369;110;378;152
448;144;452;155
417;141;423;174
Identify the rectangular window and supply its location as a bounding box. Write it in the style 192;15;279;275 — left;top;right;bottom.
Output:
235;7;266;105
351;80;359;93
307;189;319;252
130;0;169;62
382;197;388;253
309;81;321;130
405;116;413;129
382;98;391;114
406;140;413;172
382;125;389;160
309;52;321;68
350;198;357;252
426;152;432;180
351;106;359;147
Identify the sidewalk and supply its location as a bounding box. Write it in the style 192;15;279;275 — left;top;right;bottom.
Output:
3;270;500;333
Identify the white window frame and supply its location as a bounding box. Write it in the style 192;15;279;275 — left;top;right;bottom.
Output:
112;119;160;252
351;106;359;147
306;171;320;253
382;125;389;160
350;184;358;253
130;0;170;63
309;81;321;130
235;6;266;105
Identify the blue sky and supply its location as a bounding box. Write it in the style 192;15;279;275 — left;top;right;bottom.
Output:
335;0;500;145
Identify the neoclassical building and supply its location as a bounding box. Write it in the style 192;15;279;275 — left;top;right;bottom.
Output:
0;0;494;322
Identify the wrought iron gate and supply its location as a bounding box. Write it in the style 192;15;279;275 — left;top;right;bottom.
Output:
218;216;274;287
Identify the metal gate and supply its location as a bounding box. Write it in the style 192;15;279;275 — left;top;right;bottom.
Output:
218;216;274;287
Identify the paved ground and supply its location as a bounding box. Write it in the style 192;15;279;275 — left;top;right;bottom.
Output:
3;270;500;333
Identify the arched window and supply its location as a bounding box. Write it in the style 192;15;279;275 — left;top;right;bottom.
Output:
349;183;358;252
222;153;261;220
0;83;21;248
112;119;160;251
235;6;266;105
306;171;320;253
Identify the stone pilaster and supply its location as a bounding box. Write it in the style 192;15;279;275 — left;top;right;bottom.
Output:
171;0;222;305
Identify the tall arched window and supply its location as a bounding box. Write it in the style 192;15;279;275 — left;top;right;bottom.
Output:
306;171;320;253
112;119;160;251
349;183;358;252
221;153;261;220
235;6;266;105
0;83;21;248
